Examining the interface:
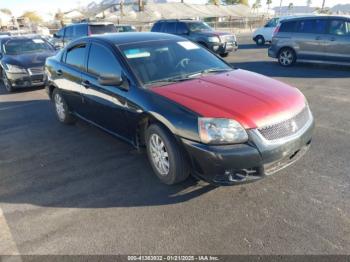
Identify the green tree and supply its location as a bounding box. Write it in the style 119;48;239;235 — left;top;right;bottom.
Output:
288;2;294;12
0;8;12;15
22;11;43;24
224;0;249;6
266;0;272;10
306;0;312;7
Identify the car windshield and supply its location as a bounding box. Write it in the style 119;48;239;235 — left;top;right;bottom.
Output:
3;38;53;55
120;40;232;87
90;24;117;34
187;22;213;32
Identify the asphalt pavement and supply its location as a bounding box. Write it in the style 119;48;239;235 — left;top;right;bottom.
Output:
0;34;349;255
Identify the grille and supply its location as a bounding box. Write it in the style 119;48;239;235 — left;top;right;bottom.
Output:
222;35;236;43
28;67;44;75
258;106;311;141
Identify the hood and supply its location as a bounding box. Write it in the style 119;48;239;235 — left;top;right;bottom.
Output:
151;69;306;129
2;51;55;68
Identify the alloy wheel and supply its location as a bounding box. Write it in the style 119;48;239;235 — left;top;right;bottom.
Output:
54;93;66;121
279;50;294;66
149;134;170;176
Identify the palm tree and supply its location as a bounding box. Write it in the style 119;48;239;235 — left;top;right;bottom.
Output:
288;2;294;14
266;0;272;11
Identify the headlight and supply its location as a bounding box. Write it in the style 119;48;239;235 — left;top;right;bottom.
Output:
207;36;220;43
198;118;248;144
5;64;27;74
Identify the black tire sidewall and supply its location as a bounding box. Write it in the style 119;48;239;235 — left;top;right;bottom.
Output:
256;36;265;46
146;124;189;185
2;70;14;92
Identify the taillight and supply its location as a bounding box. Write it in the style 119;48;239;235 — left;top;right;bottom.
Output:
273;25;280;36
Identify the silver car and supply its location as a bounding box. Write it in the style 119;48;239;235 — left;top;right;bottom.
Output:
268;16;350;67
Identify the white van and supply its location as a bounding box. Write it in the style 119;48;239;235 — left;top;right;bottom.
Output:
252;15;314;46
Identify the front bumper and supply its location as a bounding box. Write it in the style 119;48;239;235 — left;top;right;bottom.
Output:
6;72;47;88
181;115;315;185
268;47;278;58
209;41;238;54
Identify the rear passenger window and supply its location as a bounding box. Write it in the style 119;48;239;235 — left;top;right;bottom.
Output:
329;20;350;35
74;25;87;37
279;21;297;32
165;22;176;34
87;43;122;77
297;19;327;34
65;44;86;69
176;22;188;34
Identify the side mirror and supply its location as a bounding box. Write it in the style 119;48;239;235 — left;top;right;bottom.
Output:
98;74;129;90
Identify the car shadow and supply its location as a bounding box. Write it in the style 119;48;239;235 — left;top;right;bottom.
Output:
0;100;217;209
231;61;350;78
238;43;269;50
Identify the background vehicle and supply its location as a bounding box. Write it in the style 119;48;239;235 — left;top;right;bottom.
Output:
151;19;237;57
46;33;313;186
268;15;350;67
0;35;56;92
115;24;137;32
52;22;117;47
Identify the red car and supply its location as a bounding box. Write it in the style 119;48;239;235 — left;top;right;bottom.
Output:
46;33;314;185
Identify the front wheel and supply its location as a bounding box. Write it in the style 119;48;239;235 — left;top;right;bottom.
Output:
220;52;229;58
278;48;296;67
255;35;265;46
146;124;190;185
2;70;14;93
52;89;75;124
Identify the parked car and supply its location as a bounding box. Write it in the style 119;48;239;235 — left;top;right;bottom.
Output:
252;15;316;46
45;33;314;185
151;19;238;57
52;22;117;47
115;24;137;32
0;35;56;92
269;15;350;67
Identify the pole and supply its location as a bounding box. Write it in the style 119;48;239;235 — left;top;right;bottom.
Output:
279;0;283;16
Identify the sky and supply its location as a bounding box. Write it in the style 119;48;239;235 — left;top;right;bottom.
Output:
0;0;349;16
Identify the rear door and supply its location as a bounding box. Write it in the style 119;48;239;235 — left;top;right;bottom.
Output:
323;18;350;62
293;18;328;60
80;41;130;139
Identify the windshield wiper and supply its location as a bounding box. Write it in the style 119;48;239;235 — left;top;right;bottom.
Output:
145;76;194;87
187;68;232;78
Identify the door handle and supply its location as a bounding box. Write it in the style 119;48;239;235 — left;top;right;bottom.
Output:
56;69;63;76
81;80;90;88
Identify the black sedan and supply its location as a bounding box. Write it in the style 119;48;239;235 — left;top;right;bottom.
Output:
45;33;313;185
0;35;56;92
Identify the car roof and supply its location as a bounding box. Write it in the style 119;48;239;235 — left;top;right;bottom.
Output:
87;32;184;45
156;19;201;23
0;35;44;41
69;22;114;26
281;15;350;22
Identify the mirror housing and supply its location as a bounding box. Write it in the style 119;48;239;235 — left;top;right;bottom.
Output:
98;74;129;90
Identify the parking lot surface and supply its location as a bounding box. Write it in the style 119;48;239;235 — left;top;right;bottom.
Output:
0;34;349;255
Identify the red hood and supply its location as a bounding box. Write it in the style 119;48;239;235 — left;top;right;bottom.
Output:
151;69;306;129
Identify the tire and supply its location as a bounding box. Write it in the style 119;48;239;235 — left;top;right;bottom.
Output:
220;52;229;58
2;69;14;93
52;88;75;125
146;124;190;185
255;35;265;46
278;47;296;67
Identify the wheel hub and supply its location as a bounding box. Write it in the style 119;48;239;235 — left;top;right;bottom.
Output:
149;134;169;176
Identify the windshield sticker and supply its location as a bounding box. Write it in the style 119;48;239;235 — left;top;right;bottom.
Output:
124;49;151;59
32;39;44;44
177;41;199;50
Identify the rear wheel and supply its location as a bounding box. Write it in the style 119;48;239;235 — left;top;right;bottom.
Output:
52;88;75;124
278;48;296;67
146;124;190;185
2;70;14;93
255;35;265;46
220;52;229;57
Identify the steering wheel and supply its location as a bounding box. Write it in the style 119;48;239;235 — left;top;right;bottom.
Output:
175;58;190;69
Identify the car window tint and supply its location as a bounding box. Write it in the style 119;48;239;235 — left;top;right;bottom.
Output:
297;19;327;34
151;22;161;32
65;26;73;38
89;24;116;34
176;22;188;34
165;22;176;34
87;43;122;77
279;21;297;32
329;20;350;35
65;44;86;69
75;25;87;37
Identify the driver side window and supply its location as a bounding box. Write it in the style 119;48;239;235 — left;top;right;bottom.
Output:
87;43;122;77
